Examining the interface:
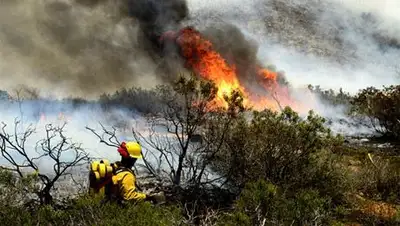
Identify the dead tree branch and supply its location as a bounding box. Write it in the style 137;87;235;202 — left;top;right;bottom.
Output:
0;119;89;205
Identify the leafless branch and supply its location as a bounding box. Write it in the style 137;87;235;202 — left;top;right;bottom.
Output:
85;123;120;148
271;91;283;112
0;119;89;205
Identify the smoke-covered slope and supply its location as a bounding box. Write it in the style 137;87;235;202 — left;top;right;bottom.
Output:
187;0;400;93
0;0;399;142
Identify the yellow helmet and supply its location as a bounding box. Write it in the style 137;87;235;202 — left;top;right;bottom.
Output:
125;141;143;159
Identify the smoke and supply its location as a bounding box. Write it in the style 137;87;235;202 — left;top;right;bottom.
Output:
3;0;398;97
2;0;400;185
187;0;400;91
185;0;400;135
1;0;399;137
0;99;143;171
0;0;189;98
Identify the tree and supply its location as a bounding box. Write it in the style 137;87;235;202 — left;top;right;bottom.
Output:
0;90;9;100
0;119;89;205
307;85;353;106
89;74;245;188
211;107;348;202
88;75;246;225
351;85;400;139
9;86;40;101
99;87;164;115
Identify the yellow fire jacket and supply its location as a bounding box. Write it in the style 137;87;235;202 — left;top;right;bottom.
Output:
111;167;147;201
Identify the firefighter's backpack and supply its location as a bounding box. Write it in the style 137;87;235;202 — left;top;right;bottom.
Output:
88;159;115;197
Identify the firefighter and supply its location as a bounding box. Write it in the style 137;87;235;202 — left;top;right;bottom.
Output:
107;141;164;204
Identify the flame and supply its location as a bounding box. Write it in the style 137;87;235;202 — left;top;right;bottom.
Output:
58;112;68;122
39;112;70;123
176;27;245;108
170;27;302;112
40;112;46;122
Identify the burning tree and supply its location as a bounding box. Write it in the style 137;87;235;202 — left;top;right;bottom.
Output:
0;119;89;206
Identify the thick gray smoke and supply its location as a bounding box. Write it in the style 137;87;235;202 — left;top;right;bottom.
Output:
0;0;188;98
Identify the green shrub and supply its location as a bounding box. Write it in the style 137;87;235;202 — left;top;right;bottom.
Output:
0;90;8;100
99;87;163;115
211;107;350;203
308;85;353;106
0;169;40;207
351;85;400;139
217;180;333;225
355;155;400;204
0;195;185;225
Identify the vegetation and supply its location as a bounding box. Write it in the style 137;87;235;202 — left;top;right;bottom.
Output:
0;187;183;226
0;77;399;225
212;107;351;205
216;180;333;225
99;87;164;115
0;121;89;205
308;85;353;107
0;90;8;100
351;85;400;140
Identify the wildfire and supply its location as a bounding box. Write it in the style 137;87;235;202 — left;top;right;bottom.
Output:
175;27;245;108
40;112;46;122
39;112;70;123
168;27;300;112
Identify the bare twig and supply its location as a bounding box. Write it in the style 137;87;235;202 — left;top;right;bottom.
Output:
0;119;89;205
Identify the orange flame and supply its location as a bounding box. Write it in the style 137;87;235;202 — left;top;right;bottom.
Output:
176;27;245;108
174;27;300;112
39;112;70;123
40;112;46;122
58;112;69;122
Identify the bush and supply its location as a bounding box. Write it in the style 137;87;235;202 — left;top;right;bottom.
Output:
216;180;333;225
355;155;400;204
0;122;89;205
0;169;40;207
211;107;350;203
99;87;164;115
351;85;400;139
0;195;184;225
0;168;184;225
0;90;9;100
308;85;353;106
